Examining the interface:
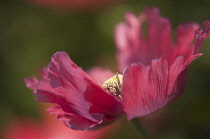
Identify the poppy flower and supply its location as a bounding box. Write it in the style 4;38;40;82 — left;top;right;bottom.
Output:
25;8;210;130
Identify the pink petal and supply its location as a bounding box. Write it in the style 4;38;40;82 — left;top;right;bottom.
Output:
58;114;102;130
115;13;146;72
175;23;199;53
86;68;124;119
167;56;185;97
115;23;133;73
47;106;102;130
124;12;144;49
24;76;39;91
115;8;210;120
145;7;173;59
36;52;123;130
40;67;48;80
171;23;199;64
85;79;123;119
115;7;173;72
24;67;48;91
194;20;210;54
122;56;188;120
87;67;114;84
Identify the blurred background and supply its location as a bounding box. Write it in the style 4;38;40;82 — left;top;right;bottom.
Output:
0;0;210;138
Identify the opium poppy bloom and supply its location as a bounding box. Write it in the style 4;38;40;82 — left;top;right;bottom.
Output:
25;8;210;130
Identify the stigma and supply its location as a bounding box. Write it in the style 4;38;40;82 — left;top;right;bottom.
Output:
102;73;123;99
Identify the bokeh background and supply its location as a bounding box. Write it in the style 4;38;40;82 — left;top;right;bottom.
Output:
1;0;210;138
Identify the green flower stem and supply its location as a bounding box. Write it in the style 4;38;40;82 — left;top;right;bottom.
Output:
131;118;150;139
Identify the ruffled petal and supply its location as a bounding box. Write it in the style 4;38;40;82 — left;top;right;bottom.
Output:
58;114;102;130
115;23;133;73
167;56;185;97
175;23;199;53
124;12;144;49
115;11;148;73
170;23;199;64
47;106;101;130
115;7;173;72
115;8;210;120
167;53;203;103
122;21;210;120
194;20;210;54
122;57;188;120
145;7;173;59
122;58;167;120
24;67;48;91
24;76;39;91
40;67;48;80
36;52;123;130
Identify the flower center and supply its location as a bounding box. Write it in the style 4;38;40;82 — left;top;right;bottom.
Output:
102;73;123;99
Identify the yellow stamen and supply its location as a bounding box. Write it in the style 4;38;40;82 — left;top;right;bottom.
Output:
102;73;123;99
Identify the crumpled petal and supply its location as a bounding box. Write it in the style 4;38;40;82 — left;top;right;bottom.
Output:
194;20;210;54
24;76;39;91
115;7;173;72
175;23;199;54
46;105;101;130
121;20;210;120
145;8;173;59
122;57;185;120
24;67;48;91
35;52;123;130
168;23;199;65
115;12;146;73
